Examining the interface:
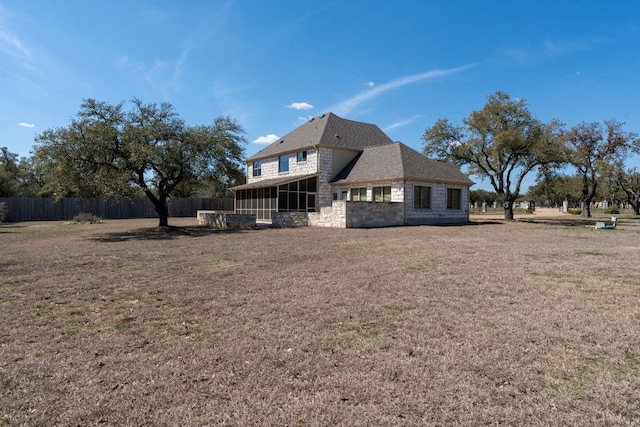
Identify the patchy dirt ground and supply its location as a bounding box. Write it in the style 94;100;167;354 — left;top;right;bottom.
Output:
1;216;639;426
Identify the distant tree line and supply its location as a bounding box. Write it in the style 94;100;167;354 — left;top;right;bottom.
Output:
423;91;640;219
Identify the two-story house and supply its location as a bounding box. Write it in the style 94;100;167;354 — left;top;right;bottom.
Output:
232;112;473;227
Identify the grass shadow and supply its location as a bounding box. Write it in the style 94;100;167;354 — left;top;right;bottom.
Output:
89;225;259;242
0;223;27;233
516;217;608;227
465;220;504;226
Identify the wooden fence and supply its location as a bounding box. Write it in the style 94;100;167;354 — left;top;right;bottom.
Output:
0;197;233;222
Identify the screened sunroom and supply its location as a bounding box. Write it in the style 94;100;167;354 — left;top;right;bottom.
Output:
234;175;317;221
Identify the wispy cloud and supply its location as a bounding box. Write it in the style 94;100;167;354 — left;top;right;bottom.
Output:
286;102;313;110
119;3;234;99
331;65;474;115
543;38;592;56
253;134;279;144
501;37;600;66
0;6;36;71
18;122;35;128
384;114;422;131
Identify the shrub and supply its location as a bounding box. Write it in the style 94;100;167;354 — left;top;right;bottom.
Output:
567;208;582;215
605;207;620;214
73;212;102;224
0;202;7;224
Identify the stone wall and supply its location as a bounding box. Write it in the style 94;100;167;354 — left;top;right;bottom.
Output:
271;212;309;228
308;202;347;228
345;202;404;228
307;201;404;228
197;210;255;229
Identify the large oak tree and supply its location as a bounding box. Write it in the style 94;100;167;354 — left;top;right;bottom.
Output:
0;147;20;197
616;166;640;215
33;99;246;227
423;91;566;220
564;120;638;217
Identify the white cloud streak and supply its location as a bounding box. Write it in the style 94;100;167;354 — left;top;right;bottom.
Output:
331;65;474;115
0;6;36;71
287;102;314;110
0;27;30;59
384;114;422;131
253;134;280;144
18;122;35;128
500;37;600;66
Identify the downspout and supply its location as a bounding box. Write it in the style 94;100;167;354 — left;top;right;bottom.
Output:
403;179;407;225
316;145;321;212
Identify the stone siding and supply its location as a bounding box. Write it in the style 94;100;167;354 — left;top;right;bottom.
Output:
247;149;318;184
290;149;318;176
316;147;335;208
345;202;404;228
332;180;405;203
404;182;469;224
197;210;255;229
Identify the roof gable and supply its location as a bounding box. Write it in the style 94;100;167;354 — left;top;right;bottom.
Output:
247;112;393;161
330;142;474;185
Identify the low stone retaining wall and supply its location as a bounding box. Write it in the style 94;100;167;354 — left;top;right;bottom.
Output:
271;212;309;227
308;201;404;228
197;210;255;229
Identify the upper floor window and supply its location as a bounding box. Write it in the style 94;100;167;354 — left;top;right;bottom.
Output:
373;186;391;202
297;150;307;162
279;155;289;173
252;160;262;177
447;188;461;210
414;185;431;209
351;187;367;201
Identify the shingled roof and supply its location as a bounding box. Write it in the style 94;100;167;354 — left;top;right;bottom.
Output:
247;112;393;161
330;142;474;185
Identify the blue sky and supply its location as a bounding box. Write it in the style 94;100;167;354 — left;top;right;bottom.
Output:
2;1;640;191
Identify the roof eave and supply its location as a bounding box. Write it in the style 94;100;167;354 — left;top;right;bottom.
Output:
330;176;475;186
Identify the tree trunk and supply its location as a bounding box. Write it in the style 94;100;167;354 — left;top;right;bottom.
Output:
142;187;170;227
156;199;169;227
149;196;170;227
580;199;592;218
580;178;594;218
503;201;514;220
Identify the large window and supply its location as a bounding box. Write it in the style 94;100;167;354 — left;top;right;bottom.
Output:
297;150;307;162
252;160;262;177
414;185;431;209
279;155;289;173
373;186;391;202
447;188;461;210
277;177;317;212
351;187;367;201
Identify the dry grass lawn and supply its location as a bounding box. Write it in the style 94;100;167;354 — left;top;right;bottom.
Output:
1;213;640;426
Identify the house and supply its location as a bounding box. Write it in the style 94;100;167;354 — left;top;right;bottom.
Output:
232;112;473;228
